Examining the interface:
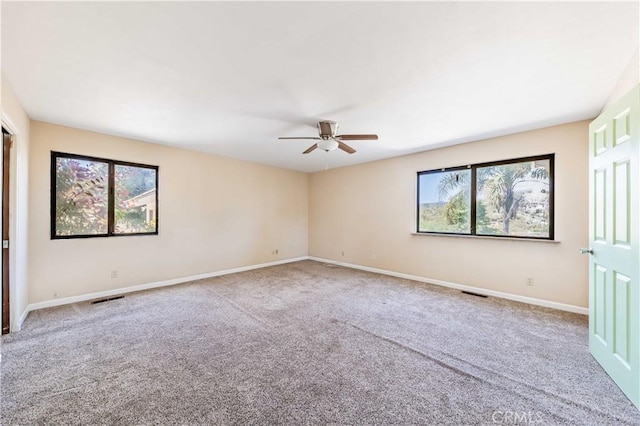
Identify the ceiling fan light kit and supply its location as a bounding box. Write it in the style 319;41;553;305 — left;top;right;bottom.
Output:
279;120;378;155
318;139;339;152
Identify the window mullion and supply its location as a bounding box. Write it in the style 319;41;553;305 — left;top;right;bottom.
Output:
108;162;115;235
470;166;477;235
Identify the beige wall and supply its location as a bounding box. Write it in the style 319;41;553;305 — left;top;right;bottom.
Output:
309;121;589;308
29;121;308;304
1;74;31;329
28;119;589;310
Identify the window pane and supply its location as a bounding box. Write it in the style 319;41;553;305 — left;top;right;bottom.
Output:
114;165;157;234
418;169;471;233
476;159;550;237
55;157;109;236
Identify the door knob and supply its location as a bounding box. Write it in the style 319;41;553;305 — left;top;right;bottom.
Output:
580;248;594;255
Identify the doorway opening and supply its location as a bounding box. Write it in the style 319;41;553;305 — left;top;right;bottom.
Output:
1;127;12;334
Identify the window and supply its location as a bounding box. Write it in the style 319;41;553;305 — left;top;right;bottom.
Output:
51;152;158;239
417;154;554;239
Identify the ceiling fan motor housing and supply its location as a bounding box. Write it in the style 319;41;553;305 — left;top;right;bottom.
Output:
317;120;338;139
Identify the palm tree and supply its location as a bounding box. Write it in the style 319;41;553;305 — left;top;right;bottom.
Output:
479;163;548;234
436;162;549;234
437;171;470;230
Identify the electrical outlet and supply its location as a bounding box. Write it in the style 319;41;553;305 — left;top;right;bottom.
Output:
341;251;344;257
275;249;279;255
111;270;118;279
371;254;377;261
526;277;533;286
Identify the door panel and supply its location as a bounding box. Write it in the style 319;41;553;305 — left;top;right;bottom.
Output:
594;124;608;155
613;272;630;366
589;84;640;409
614;108;631;146
594;264;607;344
613;160;630;245
594;169;606;241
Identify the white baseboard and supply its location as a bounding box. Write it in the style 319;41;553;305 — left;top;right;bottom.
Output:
20;255;587;328
14;307;29;331
309;256;589;315
24;256;309;314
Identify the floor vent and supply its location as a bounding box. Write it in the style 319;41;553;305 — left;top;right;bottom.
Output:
91;295;125;304
461;291;488;298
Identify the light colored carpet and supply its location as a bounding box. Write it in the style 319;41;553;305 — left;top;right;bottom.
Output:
1;260;639;425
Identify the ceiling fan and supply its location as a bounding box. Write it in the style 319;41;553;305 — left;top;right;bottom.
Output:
279;120;378;154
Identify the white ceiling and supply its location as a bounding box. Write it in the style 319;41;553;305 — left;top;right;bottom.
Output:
2;1;638;172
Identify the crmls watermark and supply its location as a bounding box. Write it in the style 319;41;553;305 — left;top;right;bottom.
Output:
492;410;544;424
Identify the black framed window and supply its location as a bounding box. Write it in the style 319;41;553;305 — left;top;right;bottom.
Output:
51;151;158;239
417;154;554;239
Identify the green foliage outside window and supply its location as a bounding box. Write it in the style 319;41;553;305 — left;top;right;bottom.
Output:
418;169;471;233
55;158;108;236
114;165;157;234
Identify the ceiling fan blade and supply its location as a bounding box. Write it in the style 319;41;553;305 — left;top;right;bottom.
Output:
279;137;321;140
337;141;356;154
303;144;318;154
336;134;378;141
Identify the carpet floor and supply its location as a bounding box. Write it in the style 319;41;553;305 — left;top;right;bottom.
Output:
1;260;639;425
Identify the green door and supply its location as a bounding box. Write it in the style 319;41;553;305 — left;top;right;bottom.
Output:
588;84;640;409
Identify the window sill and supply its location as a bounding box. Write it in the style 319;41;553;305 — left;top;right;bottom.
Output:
411;232;560;243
